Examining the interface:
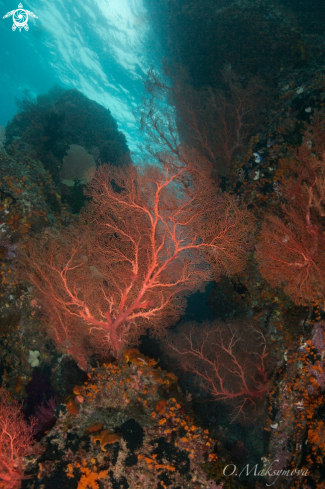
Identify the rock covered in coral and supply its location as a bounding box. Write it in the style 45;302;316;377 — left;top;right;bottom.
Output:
5;87;131;182
23;356;220;488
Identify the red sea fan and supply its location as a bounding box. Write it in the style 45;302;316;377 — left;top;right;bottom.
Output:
256;140;325;305
0;388;36;489
256;212;325;305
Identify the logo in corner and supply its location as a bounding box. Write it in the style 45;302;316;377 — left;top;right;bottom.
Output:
3;3;38;32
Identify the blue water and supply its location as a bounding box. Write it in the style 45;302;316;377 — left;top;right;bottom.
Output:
0;0;164;157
